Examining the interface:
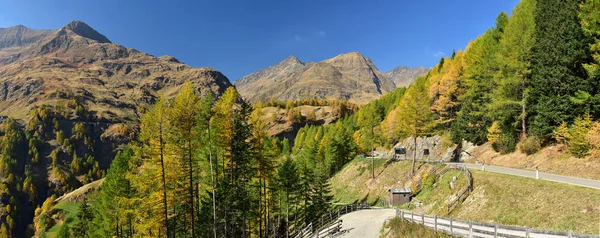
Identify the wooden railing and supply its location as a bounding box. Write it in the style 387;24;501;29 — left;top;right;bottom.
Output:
395;209;599;238
446;164;473;214
292;203;369;238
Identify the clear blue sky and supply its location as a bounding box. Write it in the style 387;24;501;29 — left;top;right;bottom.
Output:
0;0;519;81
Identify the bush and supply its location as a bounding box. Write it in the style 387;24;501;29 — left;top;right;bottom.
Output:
519;136;541;155
493;133;517;154
421;172;436;188
569;115;593;158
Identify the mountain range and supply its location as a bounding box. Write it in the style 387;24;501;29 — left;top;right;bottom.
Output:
0;21;427;121
0;21;232;121
234;53;427;104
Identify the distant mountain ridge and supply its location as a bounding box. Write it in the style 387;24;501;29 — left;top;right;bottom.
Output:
0;21;233;121
384;66;429;88
0;25;53;49
234;52;399;104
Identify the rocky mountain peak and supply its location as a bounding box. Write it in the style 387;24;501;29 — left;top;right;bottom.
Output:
280;55;303;65
323;51;372;68
61;21;111;43
384;66;429;88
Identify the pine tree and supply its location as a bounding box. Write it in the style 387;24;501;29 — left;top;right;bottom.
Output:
580;0;600;78
356;104;381;178
276;157;300;237
395;77;436;176
491;0;536;142
90;149;133;237
452;12;507;145
72;198;93;237
305;171;333;226
529;0;593;139
212;87;238;183
56;224;70;238
168;82;201;236
138;97;171;237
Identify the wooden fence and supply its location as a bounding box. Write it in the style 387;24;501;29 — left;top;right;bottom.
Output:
293;203;369;238
446;164;473;214
396;209;599;238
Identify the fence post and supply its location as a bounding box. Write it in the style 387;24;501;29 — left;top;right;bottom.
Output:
400;210;404;220
494;222;497;238
434;215;437;232
450;217;453;235
568;229;572;238
421;213;425;225
526;227;530;238
320;217;323;229
411;211;414;221
345;206;347;214
469;220;473;238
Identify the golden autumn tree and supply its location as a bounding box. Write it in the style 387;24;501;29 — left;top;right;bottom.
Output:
135;96;174;237
212;87;238;182
167;82;202;236
395;77;436;176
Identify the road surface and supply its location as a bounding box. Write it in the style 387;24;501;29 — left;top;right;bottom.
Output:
337;208;396;238
450;163;600;190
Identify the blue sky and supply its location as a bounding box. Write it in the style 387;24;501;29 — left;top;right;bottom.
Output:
0;0;519;81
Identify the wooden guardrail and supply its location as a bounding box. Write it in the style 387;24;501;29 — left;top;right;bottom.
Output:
446;164;473;214
395;209;599;238
292;203;369;238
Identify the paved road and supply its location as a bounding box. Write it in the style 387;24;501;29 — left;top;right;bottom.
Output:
449;163;600;190
337;208;396;238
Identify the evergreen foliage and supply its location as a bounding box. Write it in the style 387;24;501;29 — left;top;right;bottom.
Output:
529;0;593;139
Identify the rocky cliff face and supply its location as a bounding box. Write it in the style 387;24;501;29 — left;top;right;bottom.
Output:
384;66;429;88
0;21;233;121
234;52;397;104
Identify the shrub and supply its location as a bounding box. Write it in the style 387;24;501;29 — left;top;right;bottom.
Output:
421;172;436;188
569;115;593;158
519;136;541;155
587;122;600;158
495;133;517;154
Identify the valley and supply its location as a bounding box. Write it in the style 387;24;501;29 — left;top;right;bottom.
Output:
0;0;599;237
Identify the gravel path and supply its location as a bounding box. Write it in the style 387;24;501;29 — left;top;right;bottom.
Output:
337;208;396;238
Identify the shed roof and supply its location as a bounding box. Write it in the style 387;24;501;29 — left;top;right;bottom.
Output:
388;188;411;194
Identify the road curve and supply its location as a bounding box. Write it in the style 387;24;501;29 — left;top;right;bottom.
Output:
337;208;396;238
451;163;600;190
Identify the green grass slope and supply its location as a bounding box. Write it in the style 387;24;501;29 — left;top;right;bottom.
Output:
45;201;80;238
330;158;600;234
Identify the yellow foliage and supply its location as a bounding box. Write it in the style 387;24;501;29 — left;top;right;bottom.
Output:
487;121;502;145
587;122;600;158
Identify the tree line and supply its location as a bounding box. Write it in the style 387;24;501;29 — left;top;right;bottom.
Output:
362;0;600;159
51;83;340;238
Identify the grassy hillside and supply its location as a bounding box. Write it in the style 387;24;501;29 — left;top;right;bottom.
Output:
330;158;443;204
45;201;80;238
330;158;600;234
468;143;600;180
